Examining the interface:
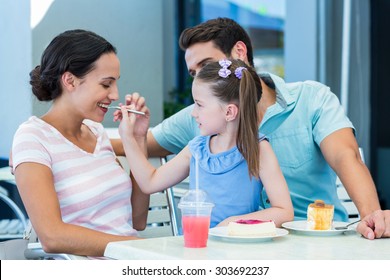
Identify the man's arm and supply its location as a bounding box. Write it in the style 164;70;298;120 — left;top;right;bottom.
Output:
112;104;197;157
111;131;173;157
146;131;173;157
320;128;390;238
320;128;380;217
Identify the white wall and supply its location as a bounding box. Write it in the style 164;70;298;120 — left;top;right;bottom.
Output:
30;0;167;128
284;0;371;166
0;0;32;159
284;0;318;82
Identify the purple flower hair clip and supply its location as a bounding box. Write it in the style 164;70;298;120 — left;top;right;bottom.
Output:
234;67;247;79
218;67;231;78
218;59;232;78
219;59;232;68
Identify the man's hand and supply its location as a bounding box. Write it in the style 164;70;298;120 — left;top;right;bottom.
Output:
357;210;390;239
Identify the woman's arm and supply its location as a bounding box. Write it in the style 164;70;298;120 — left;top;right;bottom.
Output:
130;172;150;231
14;162;139;257
110;138;125;156
129;135;150;230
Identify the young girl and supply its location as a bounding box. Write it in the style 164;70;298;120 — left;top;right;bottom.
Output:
119;59;293;228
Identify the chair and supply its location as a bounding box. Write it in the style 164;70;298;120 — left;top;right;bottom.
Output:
137;190;179;238
0;188;28;233
335;148;364;222
336;182;359;221
117;156;180;238
0;186;29;260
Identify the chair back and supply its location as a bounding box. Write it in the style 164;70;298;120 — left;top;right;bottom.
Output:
117;156;180;238
138;190;176;238
0;187;29;260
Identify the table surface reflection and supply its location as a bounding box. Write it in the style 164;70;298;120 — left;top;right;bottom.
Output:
104;230;390;260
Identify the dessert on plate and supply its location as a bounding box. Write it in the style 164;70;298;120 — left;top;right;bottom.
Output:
227;219;276;236
307;199;334;230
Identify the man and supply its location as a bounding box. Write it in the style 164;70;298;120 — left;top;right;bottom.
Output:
114;18;389;239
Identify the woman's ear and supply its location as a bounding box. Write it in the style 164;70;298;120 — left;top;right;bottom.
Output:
232;41;248;62
61;72;77;91
225;103;239;122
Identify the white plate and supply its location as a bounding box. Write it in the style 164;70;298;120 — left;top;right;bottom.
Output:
208;227;289;242
282;221;356;236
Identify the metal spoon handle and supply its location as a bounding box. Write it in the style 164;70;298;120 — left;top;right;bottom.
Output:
108;106;145;116
335;219;360;230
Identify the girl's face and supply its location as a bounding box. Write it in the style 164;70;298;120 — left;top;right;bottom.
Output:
191;80;227;136
71;52;120;123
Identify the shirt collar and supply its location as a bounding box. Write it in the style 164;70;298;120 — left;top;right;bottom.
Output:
259;72;295;108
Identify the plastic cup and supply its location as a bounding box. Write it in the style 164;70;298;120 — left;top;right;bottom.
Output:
178;190;214;248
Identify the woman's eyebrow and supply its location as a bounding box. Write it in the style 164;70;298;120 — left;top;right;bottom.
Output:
101;76;119;81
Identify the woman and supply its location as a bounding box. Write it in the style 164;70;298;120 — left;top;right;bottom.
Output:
12;29;149;258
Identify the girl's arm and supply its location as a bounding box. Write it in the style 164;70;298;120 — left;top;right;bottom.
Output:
118;105;191;194
15;163;140;257
256;140;294;226
123;138;191;194
217;140;294;227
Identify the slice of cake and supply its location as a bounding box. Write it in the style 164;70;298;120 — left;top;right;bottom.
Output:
228;219;276;236
307;199;334;230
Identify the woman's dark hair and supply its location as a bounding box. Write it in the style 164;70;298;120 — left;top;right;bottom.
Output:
195;59;262;178
30;29;117;101
179;17;254;67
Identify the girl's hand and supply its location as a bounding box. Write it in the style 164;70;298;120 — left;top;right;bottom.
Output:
116;92;150;141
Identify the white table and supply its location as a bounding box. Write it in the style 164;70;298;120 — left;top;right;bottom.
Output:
104;230;390;260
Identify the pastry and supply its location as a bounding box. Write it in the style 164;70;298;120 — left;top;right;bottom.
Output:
228;219;276;236
307;199;334;230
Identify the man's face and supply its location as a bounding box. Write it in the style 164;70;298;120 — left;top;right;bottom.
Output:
184;41;227;77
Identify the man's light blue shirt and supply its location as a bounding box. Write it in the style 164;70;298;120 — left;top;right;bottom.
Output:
151;73;354;221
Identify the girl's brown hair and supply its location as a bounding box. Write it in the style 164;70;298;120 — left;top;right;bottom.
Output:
195;59;262;178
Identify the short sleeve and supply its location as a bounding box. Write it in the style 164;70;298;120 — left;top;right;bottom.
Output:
150;105;199;154
258;133;268;142
310;84;354;144
12;123;52;172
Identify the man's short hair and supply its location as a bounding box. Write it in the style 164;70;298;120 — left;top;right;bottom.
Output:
179;17;254;67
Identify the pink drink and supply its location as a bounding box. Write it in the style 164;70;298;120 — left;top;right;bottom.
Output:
182;215;210;248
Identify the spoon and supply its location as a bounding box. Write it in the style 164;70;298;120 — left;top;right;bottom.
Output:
106;105;145;116
334;219;360;230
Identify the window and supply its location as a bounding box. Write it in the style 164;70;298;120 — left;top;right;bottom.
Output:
201;0;285;77
168;0;286;118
